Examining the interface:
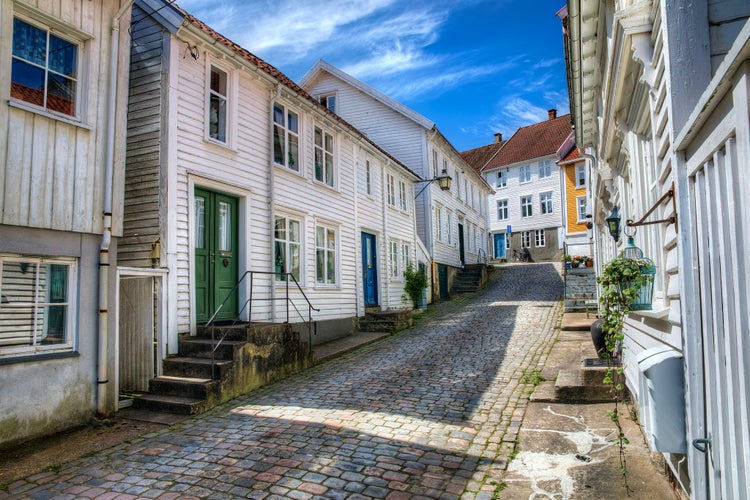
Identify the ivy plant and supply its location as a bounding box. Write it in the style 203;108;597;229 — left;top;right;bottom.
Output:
596;257;650;494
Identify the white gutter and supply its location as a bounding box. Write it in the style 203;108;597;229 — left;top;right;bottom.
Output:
99;0;136;415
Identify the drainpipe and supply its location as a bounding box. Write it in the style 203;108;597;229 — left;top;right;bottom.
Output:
269;84;281;322
98;0;136;416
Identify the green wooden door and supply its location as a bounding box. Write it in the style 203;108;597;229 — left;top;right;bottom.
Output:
194;188;238;324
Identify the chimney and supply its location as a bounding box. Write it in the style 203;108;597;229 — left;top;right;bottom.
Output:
548;109;557;120
494;133;503;143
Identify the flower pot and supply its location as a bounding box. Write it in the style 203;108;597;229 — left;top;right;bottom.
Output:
585;260;593;268
590;318;610;359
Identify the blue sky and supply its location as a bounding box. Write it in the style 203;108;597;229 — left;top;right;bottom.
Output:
177;0;570;152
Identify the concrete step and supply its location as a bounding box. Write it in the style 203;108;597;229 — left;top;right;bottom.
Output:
149;375;218;399
177;338;246;359
163;356;233;379
132;394;210;415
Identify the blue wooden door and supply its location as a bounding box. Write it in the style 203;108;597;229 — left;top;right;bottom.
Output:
494;233;506;259
361;232;378;306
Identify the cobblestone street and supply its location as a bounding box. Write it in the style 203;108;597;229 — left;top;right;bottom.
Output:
3;263;564;500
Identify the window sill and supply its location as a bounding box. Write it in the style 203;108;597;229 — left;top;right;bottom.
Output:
274;162;304;178
0;350;79;366
629;306;670;321
9;100;92;130
312;179;339;193
204;136;237;152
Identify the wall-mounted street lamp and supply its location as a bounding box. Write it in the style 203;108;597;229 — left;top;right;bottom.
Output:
414;168;452;198
606;205;621;242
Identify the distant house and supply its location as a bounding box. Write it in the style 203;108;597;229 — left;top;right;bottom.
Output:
301;61;493;300
562;0;750;496
0;0;133;446
116;0;421;402
556;132;590;256
473;111;571;262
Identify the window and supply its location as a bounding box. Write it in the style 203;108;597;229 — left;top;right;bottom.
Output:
539;160;552;179
576;164;586;188
0;256;76;355
540;192;553;214
318;93;336;113
432;150;439;178
386;174;395;206
208;66;228;143
519;165;532;184
471;185;475;208
464;178;469;203
455;171;461;200
447;213;453;244
497;199;509;221
535;229;546;247
401;243;410;274
521;231;531;248
273;103;299;171
274;216;301;281
365;161;372;195
577;196;587;222
399;180;408;211
11;18;79;117
315;225;337;285
521;195;533;217
436;206;444;242
389;241;399;278
496;171;507;188
314;126;335;186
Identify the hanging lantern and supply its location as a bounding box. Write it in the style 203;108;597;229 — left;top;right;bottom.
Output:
619;235;656;310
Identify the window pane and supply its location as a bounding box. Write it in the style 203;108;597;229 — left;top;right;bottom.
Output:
12;19;46;65
316;249;324;283
290;243;300;281
325;133;333;152
219;201;231;252
289;220;300;242
209;94;227;142
273;104;284;125
327;249;335;283
315;149;323;181
49;34;77;76
11;60;44;106
194;197;205;248
274;217;286;240
315;127;322;147
287;111;298;133
210;67;227;95
273;124;285;164
47;73;76;116
274;241;286;276
288;133;299;171
316;227;324;247
327;229;335;250
325;153;334;185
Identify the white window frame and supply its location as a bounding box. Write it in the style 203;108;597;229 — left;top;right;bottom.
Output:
519;165;532;184
539;160;552;179
274;215;302;283
521;195;533;218
577;196;588;222
535;229;546;247
540;191;553;214
386;174;395;206
576;164;586;188
0;255;77;357
436;205;444;242
456;171;462;200
496;170;507;188
399;180;408;212
315;224;338;286
207;64;229;145
10;12;90;121
432;150;439;178
365;160;372;195
314;125;335;187
497;199;509;221
447;213;453;244
272;102;300;171
521;231;531;248
318;92;336;113
389;240;399;279
401;243;411;276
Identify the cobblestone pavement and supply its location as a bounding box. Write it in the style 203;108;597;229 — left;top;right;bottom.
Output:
3;263;564;500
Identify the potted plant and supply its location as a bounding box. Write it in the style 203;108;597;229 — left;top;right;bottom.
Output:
585;256;594;268
403;264;428;309
562;254;572;268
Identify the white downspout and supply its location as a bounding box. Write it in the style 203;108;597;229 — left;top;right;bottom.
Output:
269;84;281;321
98;0;136;415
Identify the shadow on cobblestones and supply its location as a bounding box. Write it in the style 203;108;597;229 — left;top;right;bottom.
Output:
2;263;564;499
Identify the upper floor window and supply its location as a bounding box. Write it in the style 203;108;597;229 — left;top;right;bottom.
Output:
539;160;552;179
432;150;439;178
436;206;444;242
576;164;586;188
208;66;228;143
11;18;79;117
399;180;408;211
577;196;587;222
455;171;462;200
497;199;508;221
519;165;532;184
0;256;77;357
521;195;533;217
540;191;553;214
315;225;337;285
273;103;299;171
365;161;372;195
386;174;395;206
274;216;301;282
318;93;336;113
496;170;507;188
314;126;334;186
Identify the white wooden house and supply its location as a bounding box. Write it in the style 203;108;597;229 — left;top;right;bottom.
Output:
563;0;750;496
0;0;133;446
116;0;421;401
300;61;493;300
475;111;570;262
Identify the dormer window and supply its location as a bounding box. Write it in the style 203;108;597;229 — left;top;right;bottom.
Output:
318;93;336;113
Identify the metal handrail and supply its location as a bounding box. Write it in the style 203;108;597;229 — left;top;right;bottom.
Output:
204;270;320;377
476;248;488;265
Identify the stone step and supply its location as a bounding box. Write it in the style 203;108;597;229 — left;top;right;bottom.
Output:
163;356;233;379
149;375;218;399
132;394;210;415
177;338;247;359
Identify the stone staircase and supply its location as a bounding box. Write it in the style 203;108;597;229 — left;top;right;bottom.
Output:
358;308;413;333
530;313;616;404
452;264;487;293
133;323;314;415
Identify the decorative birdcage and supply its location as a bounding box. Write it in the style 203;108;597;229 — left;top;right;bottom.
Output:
618;235;656;310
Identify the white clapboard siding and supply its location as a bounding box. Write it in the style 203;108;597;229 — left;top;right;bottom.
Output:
1;0;128;235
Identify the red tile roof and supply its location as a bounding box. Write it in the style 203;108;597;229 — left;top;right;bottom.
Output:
182;13;420;180
558;145;581;164
460;141;505;173
483;114;572;171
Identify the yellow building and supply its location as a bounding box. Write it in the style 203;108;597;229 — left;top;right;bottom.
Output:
557;133;590;255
